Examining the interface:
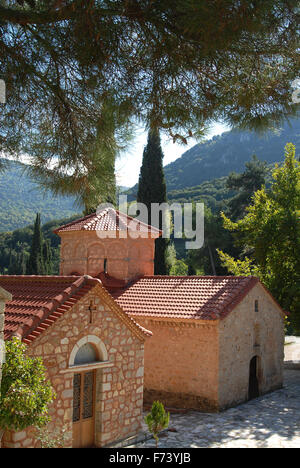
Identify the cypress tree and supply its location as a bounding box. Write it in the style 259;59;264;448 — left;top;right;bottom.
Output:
137;130;168;275
43;239;52;275
7;249;15;275
27;213;45;275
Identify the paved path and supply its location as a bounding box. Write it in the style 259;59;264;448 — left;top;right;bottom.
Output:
129;371;300;448
285;337;300;363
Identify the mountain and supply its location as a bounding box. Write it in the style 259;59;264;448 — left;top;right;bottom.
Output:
0;159;78;232
164;119;300;190
1;119;300;232
125;119;300;209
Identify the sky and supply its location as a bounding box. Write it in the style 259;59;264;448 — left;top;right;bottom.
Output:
115;121;230;188
2;121;230;188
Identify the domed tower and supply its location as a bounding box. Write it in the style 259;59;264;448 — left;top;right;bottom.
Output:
54;208;161;284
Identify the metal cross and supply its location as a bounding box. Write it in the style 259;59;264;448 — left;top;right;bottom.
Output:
88;301;97;324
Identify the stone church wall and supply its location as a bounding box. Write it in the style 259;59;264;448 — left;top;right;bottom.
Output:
132;317;220;411
2;286;145;448
218;283;284;410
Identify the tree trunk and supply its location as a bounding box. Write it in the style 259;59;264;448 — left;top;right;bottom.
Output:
0;429;4;448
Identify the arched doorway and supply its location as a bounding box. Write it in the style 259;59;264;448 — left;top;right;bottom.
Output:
70;338;108;448
248;356;260;400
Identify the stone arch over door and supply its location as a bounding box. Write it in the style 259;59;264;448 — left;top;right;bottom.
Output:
69;335;108;366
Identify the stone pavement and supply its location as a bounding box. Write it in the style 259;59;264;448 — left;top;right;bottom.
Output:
128;370;300;448
284;336;300;363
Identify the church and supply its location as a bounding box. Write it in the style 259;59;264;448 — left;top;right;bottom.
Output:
0;208;285;448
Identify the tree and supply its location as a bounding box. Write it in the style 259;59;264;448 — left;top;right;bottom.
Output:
27;213;45;275
144;400;170;448
166;243;188;276
187;207;238;276
218;143;300;333
42;239;52;275
0;1;299;208
0;337;55;445
137;129;169;274
226;155;269;220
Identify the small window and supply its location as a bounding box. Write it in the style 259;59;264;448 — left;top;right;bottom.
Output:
104;258;108;274
255;300;259;312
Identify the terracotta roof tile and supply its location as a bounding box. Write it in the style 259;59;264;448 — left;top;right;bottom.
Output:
54;208;161;236
113;275;260;321
0;275;97;343
0;275;151;343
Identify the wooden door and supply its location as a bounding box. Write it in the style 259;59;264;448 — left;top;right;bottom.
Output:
72;371;95;448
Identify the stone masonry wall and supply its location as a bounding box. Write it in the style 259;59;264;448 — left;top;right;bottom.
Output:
131;317;220;411
2;286;145;448
218;283;285;410
59;231;155;282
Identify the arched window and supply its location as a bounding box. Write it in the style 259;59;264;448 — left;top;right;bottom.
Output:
74;343;98;366
69;335;109;367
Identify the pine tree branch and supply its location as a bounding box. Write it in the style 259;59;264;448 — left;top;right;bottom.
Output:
0;2;119;25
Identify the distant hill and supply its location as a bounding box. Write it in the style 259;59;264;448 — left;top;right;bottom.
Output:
0;159;78;232
164;119;300;190
1;119;299;232
126;119;300;206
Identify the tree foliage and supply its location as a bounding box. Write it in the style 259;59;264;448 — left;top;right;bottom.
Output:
219;143;300;332
0;0;299;207
0;214;78;275
186;207;239;276
226;155;269;220
144;400;170;447
137;129;169;274
26;213;57;275
0;337;55;442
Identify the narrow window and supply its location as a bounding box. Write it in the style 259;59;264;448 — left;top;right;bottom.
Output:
104;258;108;274
255;300;259;313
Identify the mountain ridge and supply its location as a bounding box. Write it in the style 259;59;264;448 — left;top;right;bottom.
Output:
0;119;299;232
163;119;300;190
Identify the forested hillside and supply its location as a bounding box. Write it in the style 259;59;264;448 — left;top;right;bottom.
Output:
0;215;80;275
0;159;78;232
164;119;300;190
1;119;299;232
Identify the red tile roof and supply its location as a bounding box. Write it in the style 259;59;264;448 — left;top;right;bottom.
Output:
54;208;161;236
0;275;96;343
113;275;260;320
0;275;151;344
94;272;126;291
